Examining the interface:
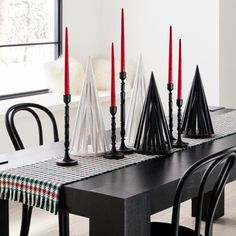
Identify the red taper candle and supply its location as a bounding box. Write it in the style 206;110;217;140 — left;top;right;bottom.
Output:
177;39;182;99
168;26;173;84
121;8;125;72
111;43;116;107
64;27;70;95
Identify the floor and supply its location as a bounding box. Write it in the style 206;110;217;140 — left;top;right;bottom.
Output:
10;182;236;236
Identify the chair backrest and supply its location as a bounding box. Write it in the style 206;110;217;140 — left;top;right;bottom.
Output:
171;146;236;236
5;103;59;150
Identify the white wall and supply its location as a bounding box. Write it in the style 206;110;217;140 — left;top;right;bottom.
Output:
99;0;220;110
63;0;102;67
219;0;236;108
63;0;219;110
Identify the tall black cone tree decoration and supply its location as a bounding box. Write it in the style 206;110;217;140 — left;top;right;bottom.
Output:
134;72;172;155
181;65;214;138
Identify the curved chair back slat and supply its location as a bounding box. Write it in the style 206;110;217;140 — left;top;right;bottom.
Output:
170;146;236;236
10;107;43;150
5;103;59;151
204;156;235;236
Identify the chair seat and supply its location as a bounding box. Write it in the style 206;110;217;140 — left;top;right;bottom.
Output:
151;222;203;236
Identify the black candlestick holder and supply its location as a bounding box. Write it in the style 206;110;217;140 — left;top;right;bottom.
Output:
57;94;78;166
104;106;124;159
167;83;176;142
118;72;133;154
173;99;188;148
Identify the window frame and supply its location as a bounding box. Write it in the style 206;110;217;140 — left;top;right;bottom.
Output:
0;0;63;100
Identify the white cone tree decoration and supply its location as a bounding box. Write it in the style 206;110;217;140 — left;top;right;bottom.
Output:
125;55;147;146
70;57;110;156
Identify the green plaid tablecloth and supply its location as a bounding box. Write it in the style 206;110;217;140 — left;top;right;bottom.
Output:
1;110;236;214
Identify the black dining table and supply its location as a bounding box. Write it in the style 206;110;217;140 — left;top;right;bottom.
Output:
0;108;236;236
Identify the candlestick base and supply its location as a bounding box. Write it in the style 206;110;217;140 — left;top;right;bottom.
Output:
56;156;78;166
118;144;133;154
173;139;188;149
104;150;124;160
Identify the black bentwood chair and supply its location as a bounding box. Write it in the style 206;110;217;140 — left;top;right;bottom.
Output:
151;147;236;236
5;103;69;236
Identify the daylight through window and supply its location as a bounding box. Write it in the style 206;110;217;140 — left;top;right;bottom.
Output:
0;0;62;98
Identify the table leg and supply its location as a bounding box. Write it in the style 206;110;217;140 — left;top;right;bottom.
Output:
90;194;150;236
191;190;225;220
0;199;9;236
58;211;70;236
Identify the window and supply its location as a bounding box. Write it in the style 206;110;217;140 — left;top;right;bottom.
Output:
0;0;62;99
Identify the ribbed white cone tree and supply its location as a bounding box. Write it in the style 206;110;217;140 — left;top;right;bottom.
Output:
125;55;147;146
70;57;110;156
